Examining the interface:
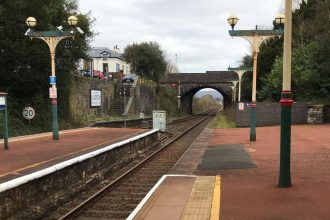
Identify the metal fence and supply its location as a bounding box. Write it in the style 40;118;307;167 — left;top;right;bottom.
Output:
324;105;330;123
228;102;308;127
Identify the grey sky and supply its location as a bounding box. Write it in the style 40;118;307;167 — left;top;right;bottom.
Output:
78;0;284;73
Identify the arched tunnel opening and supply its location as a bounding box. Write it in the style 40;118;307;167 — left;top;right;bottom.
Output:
192;88;223;114
180;86;231;114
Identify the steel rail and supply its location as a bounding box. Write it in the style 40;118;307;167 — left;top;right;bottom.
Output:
58;108;218;220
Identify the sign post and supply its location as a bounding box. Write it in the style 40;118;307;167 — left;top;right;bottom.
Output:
0;92;9;150
23;107;35;126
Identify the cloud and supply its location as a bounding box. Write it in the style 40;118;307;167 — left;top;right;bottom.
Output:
79;0;283;72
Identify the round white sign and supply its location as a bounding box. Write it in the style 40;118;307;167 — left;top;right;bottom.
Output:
23;107;35;120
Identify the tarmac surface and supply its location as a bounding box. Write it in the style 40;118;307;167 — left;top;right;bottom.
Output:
0;127;145;183
170;124;330;219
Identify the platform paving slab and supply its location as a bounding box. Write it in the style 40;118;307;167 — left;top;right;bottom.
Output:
130;175;221;220
0;127;145;183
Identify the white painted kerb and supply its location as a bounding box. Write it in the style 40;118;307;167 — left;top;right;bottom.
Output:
126;174;196;220
0;129;159;193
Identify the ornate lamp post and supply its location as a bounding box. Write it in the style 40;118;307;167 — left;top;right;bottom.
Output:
230;80;239;103
228;67;252;102
227;15;283;141
278;1;292;188
25;16;80;140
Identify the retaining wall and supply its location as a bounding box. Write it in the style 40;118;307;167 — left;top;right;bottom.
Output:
68;76;115;122
0;130;159;220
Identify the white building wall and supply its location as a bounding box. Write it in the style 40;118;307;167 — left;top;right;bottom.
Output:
92;58;131;75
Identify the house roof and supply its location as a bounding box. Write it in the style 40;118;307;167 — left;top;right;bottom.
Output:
88;47;123;60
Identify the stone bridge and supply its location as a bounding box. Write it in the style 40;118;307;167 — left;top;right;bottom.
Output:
159;71;239;114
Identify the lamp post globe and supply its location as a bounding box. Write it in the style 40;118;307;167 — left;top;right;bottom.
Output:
68;15;78;26
227;15;239;30
25;17;37;27
275;13;285;25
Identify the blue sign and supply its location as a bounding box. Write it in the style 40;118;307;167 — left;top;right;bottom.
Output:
49;76;56;85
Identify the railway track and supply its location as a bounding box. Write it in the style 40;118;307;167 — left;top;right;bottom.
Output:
44;108;219;220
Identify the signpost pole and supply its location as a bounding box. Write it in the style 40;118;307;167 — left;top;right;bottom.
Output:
0;93;9;150
124;92;127;128
4;96;9;150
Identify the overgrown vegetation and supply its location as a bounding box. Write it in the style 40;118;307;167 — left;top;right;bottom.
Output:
122;42;168;82
212;113;237;128
157;85;180;118
240;0;330;104
192;95;221;114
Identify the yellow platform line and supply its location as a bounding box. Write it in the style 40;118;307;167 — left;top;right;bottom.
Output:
210;175;221;220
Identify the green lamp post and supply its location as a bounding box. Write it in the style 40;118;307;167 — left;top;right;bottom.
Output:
278;1;292;188
25;16;80;140
227;15;283;141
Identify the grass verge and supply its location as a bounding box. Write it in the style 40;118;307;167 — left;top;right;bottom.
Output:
212;113;236;128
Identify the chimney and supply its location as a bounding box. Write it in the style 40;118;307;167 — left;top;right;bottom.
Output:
113;45;121;53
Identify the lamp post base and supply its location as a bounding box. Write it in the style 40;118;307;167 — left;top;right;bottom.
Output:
278;90;293;187
52;99;59;140
250;102;256;141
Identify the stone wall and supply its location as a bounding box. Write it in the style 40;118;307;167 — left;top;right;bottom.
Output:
66;77;164;123
68;75;115;122
131;84;157;115
0;132;159;219
307;105;330;124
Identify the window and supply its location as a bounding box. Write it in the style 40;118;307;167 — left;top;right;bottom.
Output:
116;63;120;72
102;54;108;61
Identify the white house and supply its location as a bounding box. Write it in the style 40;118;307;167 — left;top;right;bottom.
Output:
86;46;131;76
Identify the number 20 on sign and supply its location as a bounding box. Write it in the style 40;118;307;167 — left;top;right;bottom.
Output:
23;107;35;120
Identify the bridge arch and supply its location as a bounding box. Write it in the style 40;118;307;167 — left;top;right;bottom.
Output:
180;85;231;114
159;72;239;114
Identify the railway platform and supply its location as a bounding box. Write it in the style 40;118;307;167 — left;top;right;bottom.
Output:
128;124;330;220
0;127;146;183
1;123;330;220
128;175;221;220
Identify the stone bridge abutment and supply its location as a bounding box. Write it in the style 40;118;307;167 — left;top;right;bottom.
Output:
160;72;239;114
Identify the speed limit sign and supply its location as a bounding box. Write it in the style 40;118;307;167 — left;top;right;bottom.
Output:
23;107;35;120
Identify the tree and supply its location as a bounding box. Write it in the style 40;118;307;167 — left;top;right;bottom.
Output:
0;0;94;136
259;42;321;102
123;42;167;82
238;0;330;103
192;95;219;113
257;38;283;91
